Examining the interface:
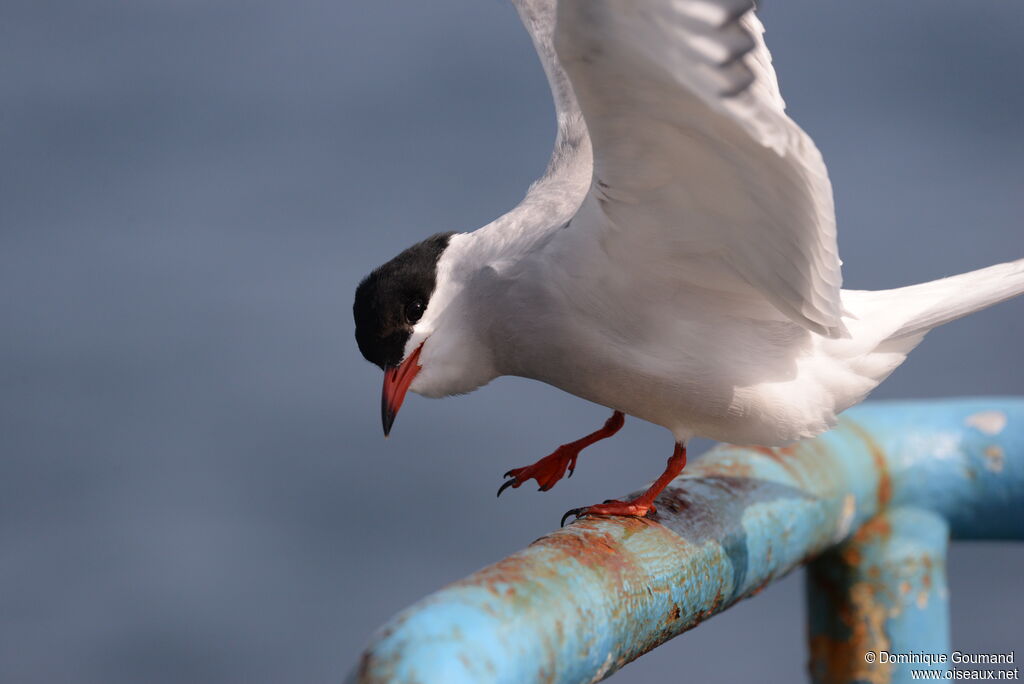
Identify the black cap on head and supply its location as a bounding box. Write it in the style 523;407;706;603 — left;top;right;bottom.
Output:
353;232;454;370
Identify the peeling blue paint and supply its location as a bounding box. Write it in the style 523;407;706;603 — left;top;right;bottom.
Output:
350;398;1023;684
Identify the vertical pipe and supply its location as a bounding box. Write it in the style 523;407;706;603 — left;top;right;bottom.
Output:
806;507;950;684
352;399;1022;684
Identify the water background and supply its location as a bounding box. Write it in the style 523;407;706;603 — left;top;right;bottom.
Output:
2;1;1022;681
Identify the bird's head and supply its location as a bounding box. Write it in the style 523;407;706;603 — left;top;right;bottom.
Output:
354;232;494;436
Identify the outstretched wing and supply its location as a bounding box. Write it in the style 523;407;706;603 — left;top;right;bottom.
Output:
510;0;590;185
551;0;844;336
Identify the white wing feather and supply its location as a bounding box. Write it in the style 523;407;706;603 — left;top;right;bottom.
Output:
552;0;845;336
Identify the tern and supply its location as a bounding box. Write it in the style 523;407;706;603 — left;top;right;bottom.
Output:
353;0;1024;524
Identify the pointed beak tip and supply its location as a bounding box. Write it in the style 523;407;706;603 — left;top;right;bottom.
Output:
381;391;397;437
378;344;423;439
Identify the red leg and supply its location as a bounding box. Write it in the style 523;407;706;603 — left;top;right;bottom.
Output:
498;411;625;497
561;443;687;526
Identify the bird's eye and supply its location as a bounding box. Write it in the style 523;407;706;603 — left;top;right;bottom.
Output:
405;299;425;324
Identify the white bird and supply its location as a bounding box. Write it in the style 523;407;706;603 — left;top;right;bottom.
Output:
353;0;1024;524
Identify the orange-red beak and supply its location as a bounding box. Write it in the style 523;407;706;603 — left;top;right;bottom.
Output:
381;343;423;437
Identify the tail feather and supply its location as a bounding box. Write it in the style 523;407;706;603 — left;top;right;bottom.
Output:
844;258;1024;351
876;258;1024;343
824;258;1024;415
725;259;1022;443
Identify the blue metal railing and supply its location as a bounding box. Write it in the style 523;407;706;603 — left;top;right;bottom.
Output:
350;398;1023;683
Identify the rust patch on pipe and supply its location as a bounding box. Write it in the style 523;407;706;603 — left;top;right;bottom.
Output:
744;445;807;485
477;521;653;594
686;453;755;480
533;522;654;587
841;547;862;567
677;588;726;634
844;420;893;508
984;445;1005;473
809;580;892;684
853;516;892;545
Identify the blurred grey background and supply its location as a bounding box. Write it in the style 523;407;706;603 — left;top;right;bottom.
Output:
2;1;1022;682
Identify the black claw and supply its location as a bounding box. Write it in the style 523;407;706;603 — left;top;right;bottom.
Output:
503;469;514;479
497;479;516;498
560;507;584;527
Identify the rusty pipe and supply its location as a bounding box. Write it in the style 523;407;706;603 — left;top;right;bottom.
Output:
350;398;1023;683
